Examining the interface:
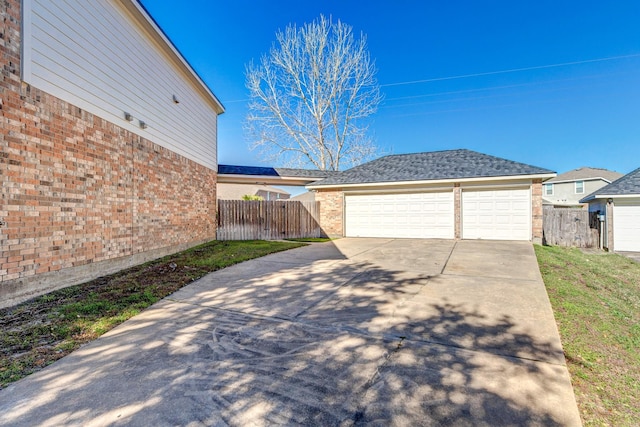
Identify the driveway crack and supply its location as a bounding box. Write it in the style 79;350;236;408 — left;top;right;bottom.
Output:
348;337;406;425
439;239;458;274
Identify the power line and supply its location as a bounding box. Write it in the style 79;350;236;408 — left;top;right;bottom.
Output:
383;69;639;103
380;53;640;88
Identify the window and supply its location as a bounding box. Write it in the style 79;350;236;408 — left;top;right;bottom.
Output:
544;183;554;196
575;181;584;194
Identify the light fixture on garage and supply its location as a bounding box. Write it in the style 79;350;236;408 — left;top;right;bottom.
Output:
124;112;133;121
139;120;147;129
172;95;179;104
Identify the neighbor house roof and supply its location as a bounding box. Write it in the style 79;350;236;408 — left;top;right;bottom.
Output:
580;167;640;202
308;149;555;188
545;167;623;184
217;183;289;200
217;165;339;186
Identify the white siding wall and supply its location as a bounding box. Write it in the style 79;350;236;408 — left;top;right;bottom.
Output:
22;0;218;169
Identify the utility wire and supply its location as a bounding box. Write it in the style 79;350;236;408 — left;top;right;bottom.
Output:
380;53;640;87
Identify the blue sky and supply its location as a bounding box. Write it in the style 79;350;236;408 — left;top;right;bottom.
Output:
140;0;640;175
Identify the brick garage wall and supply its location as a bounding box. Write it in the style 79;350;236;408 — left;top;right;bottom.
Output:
315;190;343;237
0;0;216;307
531;179;543;244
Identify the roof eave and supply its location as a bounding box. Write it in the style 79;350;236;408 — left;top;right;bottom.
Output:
217;173;321;186
308;173;557;190
123;0;225;114
546;177;614;185
581;193;640;203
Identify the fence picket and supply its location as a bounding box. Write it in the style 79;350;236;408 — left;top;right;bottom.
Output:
217;200;322;240
543;207;600;248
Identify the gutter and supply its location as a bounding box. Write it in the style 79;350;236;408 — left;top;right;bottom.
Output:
308;173;557;190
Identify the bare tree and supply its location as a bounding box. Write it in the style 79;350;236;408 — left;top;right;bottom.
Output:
245;15;382;171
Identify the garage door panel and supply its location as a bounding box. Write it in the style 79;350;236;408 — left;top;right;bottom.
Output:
345;192;454;238
613;202;640;251
462;188;531;241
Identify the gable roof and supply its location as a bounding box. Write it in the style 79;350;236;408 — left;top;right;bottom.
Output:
580;167;640;202
308;149;555;188
546;167;623;184
124;1;224;114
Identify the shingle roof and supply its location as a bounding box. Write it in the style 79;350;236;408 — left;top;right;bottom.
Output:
546;167;623;184
580;167;640;201
218;165;336;179
309;149;554;187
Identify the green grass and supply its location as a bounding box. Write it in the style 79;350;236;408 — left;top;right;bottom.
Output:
0;240;304;389
535;245;640;426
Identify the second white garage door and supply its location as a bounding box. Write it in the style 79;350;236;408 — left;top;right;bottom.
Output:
345;192;454;238
462;188;531;241
613;201;640;251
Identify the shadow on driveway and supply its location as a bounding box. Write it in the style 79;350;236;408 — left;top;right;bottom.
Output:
0;239;581;426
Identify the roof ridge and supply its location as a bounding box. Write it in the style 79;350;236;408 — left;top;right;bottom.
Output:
374;148;469;160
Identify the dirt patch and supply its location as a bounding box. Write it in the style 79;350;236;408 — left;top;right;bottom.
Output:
0;240;304;389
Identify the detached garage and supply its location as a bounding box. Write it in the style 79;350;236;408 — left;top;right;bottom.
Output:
345;191;454;238
581;167;640;252
462;188;531;240
309;149;555;243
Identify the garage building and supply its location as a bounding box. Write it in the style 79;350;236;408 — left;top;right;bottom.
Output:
308;149;555;243
581;167;640;252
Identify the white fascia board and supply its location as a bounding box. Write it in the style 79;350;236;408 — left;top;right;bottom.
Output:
584;194;640;201
547;177;613;185
121;0;225;114
307;173;557;190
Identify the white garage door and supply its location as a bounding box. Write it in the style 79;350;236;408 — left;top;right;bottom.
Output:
345;192;454;238
613;202;640;251
462;188;531;241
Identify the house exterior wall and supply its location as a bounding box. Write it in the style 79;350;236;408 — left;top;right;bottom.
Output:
22;0;219;170
315;190;343;237
0;0;218;308
545;179;609;206
588;198;640;252
531;179;543;244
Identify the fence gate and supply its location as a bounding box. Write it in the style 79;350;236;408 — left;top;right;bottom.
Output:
542;206;600;248
217;200;322;240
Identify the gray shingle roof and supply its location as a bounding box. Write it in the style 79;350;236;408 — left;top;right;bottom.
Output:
580;167;640;201
546;167;623;183
218;165;337;179
309;149;554;187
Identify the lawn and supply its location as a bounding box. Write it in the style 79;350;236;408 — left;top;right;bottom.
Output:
535;245;640;426
0;239;304;389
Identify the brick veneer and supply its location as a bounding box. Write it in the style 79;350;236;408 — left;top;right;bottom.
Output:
0;0;217;306
314;190;343;237
531;179;543;244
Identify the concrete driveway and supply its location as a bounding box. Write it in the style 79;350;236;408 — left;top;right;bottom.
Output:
0;239;581;426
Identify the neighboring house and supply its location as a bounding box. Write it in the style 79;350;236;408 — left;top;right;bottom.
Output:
580;167;640;252
217;183;290;200
542;167;623;207
291;191;316;203
307;149;555;242
0;1;224;308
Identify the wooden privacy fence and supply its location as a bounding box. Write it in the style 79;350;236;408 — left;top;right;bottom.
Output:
217;200;322;240
543;207;600;248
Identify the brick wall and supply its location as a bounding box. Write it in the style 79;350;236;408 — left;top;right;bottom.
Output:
314;190;343;237
531;179;543;244
0;0;217;307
